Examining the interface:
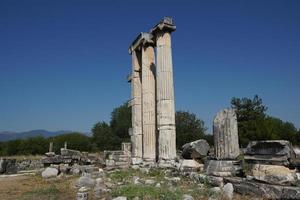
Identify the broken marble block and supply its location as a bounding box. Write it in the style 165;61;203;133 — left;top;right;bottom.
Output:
178;159;204;172
244;140;296;166
205;160;242;177
250;164;300;186
181;139;210;160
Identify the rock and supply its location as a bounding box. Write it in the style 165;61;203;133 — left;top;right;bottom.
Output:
77;187;89;200
0;158;5;173
213;109;239;159
189;173;224;187
251;164;298;186
140;167;149;174
182;194;194;200
42;167;58;178
210;187;221;194
145;179;155;185
222;183;233;200
178;159;204;172
205;160;242;177
131;165;139;170
113;197;127;200
182;139;210;159
94;179;107;198
224;177;300;199
155;183;161;188
244;140;296;166
72;168;81;175
133;176;141;185
76;175;95;188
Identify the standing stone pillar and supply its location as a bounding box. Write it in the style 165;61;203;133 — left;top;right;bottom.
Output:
129;50;143;164
213;108;240;159
151;17;177;163
49;142;53;153
141;40;156;163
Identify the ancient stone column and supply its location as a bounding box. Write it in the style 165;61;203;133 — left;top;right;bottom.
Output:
129;50;143;164
49;142;53;152
151;17;177;163
213;108;240;160
141;40;156;163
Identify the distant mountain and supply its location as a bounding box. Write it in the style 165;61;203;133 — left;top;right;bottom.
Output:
0;130;74;142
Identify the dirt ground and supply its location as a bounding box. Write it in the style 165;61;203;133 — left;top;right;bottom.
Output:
0;174;78;200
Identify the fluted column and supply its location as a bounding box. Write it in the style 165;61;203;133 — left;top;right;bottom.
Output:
130;50;143;162
213;108;240;160
151;18;177;163
141;43;156;163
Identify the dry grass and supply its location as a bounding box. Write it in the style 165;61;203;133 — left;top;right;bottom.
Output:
0;175;78;200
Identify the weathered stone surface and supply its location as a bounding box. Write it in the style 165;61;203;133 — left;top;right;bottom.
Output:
76;174;95;188
182;194;194;200
61;148;82;159
42;167;58;178
77;187;89;200
222;183;233;200
189;172;224;187
113;197;127;200
0;158;17;174
182;139;210;159
0;158;5;173
213;109;239;160
244;140;296;166
224;177;300;199
154;18;177;162
251;164;298;186
205;160;242;177
129;49;143;162
178;159;203;172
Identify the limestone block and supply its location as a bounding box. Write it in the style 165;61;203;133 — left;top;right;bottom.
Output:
205;160;242;177
244;140;296;166
213;109;239;160
182;139;210;159
251;164;298;186
42;167;58;178
224;177;300;199
178;159;204;172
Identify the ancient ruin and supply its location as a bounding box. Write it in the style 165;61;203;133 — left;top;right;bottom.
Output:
128;17;177;166
205;108;241;177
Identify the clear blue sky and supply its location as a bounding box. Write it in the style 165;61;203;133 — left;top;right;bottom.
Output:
0;0;299;133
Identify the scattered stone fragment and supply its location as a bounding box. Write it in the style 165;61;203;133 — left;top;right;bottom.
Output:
251;164;298;186
76;174;95;188
222;183;233;200
182;139;210;159
133;176;141;185
178;159;204;172
42;167;58;178
182;194;194;200
77;187;89;200
145;179;155;185
112;197;127;200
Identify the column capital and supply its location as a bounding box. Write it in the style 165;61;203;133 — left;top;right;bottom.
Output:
129;32;154;54
150;17;176;35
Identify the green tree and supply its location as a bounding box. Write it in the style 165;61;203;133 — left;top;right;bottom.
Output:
110;102;131;140
231;95;268;146
175;111;207;148
50;132;93;153
92;122;121;150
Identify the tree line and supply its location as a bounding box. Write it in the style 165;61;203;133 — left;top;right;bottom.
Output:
0;95;299;156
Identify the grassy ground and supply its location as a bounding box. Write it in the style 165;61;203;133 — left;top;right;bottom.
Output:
0;175;78;200
0;168;254;200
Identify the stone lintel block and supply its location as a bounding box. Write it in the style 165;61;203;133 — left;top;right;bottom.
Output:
129;32;154;54
150;17;176;35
